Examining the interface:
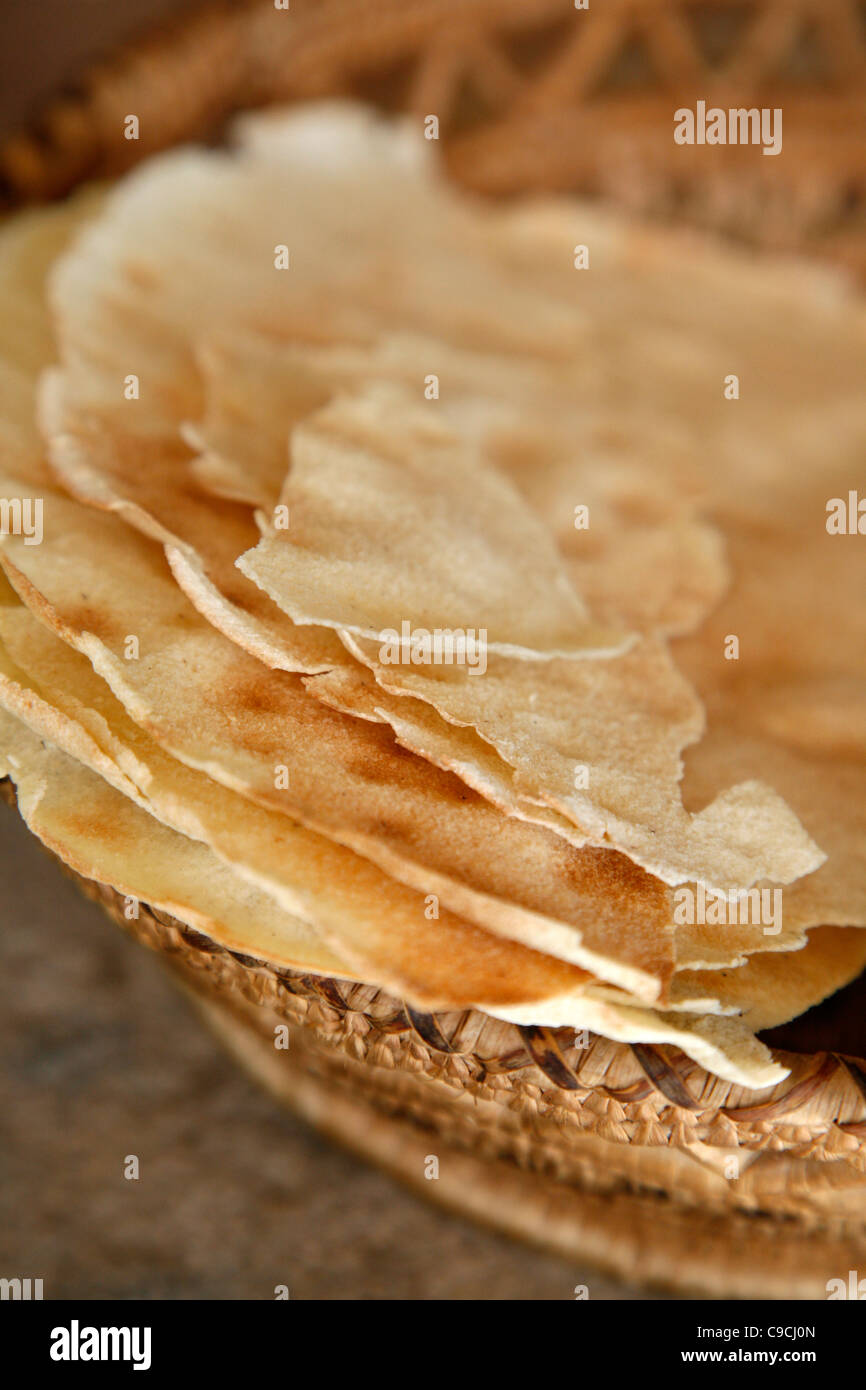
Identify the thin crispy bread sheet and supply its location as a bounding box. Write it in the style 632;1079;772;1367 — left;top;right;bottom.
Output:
10;176;839;989
39;109;817;893
555;208;866;951
0;576;799;1085
192;332;792;898
37;108;730;859
0;574;809;1014
9;537;850;1035
0;235;836;1080
48;310;715;846
439;214;866;955
0;227;700;1006
36;109;731;857
231;127;862;905
304;659;593;842
0;578;737;1019
0;205;689;1001
0;590;621;1012
0;496;674;998
305;661;813;968
672;483;866;951
489;998;785;1089
0;579;706;1016
676;927;866;1033
1;607;859;1037
345;629;822;894
3;574;808;1015
602;927;866;1029
236;385;627;660
0;691;786;1086
190;327;728;640
0;113;861;1073
0;207;648;1014
185;330;731;862
0;706;352;977
39;105;596;675
227;378;820;892
490;205;866;945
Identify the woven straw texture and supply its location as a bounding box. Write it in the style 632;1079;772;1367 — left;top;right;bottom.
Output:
2;0;866;1294
43;860;866;1298
3;0;866;275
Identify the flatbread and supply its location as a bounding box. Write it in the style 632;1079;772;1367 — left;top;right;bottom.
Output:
0;514;830;1079
237;386;628;660
38;112;810;897
304;659;582;840
0;706;351;977
677;927;866;1033
0;601;622;1013
674;484;866;951
0;693;785;1087
0;108;861;1086
39;105;590;677
343;631;823;893
7;559;847;1043
305;661;817;973
187;331;725;847
0;484;676;999
0;182;680;1000
0;582;756;1024
493;997;786;1090
191;327;729;640
674;918;809;970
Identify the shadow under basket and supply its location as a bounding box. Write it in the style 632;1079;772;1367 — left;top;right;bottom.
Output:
4;0;866;1299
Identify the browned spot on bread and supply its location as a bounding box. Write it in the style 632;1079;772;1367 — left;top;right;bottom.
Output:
59;602;123;647
122;260;161;291
0;557;118;648
559;841;669;911
60;804;128;847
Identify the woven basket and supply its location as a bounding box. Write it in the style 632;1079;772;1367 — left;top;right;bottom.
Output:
3;0;866;1297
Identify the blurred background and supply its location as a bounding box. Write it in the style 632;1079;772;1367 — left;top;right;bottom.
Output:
2;0;866;271
1;0;864;1300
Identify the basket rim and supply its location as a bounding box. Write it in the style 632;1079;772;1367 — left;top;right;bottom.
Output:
3;0;866;287
199;988;866;1298
4;776;864;1168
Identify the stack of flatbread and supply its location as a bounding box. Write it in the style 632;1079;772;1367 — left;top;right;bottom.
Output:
1;104;864;1091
